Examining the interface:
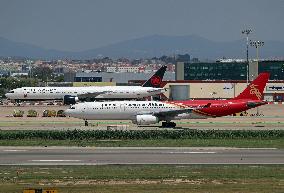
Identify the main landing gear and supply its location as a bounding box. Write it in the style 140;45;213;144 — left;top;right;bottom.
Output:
84;120;89;126
162;121;176;128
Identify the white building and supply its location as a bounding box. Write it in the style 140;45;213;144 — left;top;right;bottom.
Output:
106;66;142;73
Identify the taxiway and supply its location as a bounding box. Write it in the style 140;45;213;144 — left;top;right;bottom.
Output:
0;147;283;165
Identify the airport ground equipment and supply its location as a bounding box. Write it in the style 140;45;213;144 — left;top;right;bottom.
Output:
23;188;58;193
13;109;24;117
27;109;38;117
56;109;66;117
42;110;57;117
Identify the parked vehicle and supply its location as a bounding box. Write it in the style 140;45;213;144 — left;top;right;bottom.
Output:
27;109;38;117
23;188;58;193
13;109;24;117
42;110;57;117
56;110;66;117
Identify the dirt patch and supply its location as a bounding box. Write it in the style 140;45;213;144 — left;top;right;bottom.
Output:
44;179;206;186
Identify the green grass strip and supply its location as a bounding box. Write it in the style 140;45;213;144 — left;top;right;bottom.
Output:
0;129;283;140
0;165;283;193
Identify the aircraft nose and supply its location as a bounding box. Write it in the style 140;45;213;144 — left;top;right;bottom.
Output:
5;93;10;98
64;109;71;116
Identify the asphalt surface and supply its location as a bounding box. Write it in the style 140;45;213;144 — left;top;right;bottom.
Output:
0;147;283;165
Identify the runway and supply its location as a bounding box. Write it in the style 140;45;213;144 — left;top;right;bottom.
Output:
0;147;283;165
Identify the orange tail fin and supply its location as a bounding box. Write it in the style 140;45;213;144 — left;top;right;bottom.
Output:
234;72;270;100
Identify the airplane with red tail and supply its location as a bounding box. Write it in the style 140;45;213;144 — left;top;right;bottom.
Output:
64;72;270;127
5;66;167;105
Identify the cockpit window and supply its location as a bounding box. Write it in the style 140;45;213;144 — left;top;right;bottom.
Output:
9;90;15;93
70;106;75;109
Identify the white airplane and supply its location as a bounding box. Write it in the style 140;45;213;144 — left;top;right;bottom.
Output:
64;72;270;127
5;66;167;105
64;100;211;127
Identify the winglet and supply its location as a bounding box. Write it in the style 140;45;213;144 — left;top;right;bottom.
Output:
234;72;270;100
142;65;167;88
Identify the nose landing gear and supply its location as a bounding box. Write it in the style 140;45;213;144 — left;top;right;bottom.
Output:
84;120;89;126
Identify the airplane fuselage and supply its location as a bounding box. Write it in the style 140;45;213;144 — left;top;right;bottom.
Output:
64;99;265;122
64;72;270;126
5;65;168;103
5;86;165;101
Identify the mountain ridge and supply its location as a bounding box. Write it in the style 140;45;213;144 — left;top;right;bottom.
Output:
0;35;283;59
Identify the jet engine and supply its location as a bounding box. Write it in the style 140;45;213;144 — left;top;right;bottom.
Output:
134;114;159;125
63;95;79;105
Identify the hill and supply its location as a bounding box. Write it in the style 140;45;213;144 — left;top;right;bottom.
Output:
0;35;283;59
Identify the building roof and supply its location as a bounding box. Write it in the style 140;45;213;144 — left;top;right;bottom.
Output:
75;72;175;83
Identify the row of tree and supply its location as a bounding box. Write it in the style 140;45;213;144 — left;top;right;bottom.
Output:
0;65;66;98
0;77;38;98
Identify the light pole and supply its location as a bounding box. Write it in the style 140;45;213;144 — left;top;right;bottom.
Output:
250;40;264;63
250;40;264;116
241;29;252;85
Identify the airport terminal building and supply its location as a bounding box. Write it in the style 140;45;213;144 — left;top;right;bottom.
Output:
64;71;175;85
176;60;284;81
63;61;284;102
170;60;284;102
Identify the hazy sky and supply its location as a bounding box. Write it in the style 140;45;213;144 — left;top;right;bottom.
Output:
0;0;283;51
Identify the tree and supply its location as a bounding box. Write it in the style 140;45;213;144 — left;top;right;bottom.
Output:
54;74;65;82
32;66;53;82
0;77;38;98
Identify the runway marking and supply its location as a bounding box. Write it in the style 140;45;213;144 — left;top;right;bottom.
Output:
2;162;284;166
30;160;81;162
168;152;216;154
3;150;27;152
92;147;278;150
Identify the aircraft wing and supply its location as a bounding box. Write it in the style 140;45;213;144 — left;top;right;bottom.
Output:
147;88;167;93
139;103;211;118
153;108;195;118
77;91;113;99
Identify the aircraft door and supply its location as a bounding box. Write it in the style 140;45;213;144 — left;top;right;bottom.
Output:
119;103;126;112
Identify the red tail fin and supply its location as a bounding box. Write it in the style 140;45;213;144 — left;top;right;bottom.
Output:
142;65;167;88
234;72;270;100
